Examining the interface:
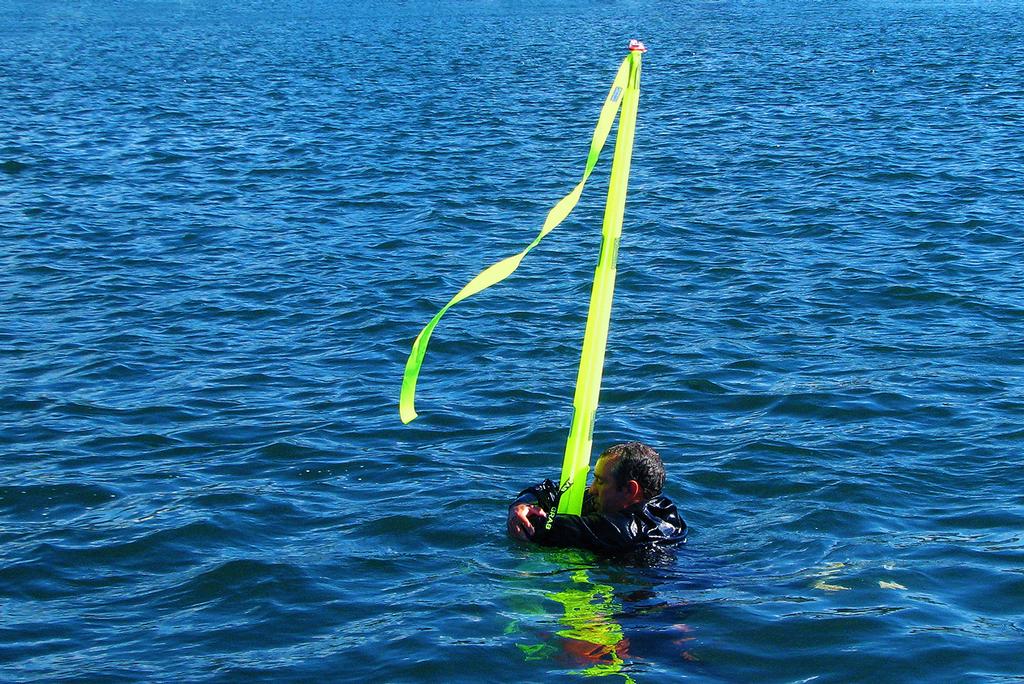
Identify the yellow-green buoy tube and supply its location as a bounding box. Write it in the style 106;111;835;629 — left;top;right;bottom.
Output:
556;44;644;517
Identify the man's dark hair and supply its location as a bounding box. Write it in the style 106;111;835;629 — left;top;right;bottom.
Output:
602;442;666;499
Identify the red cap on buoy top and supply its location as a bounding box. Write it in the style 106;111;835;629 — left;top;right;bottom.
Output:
628;39;647;52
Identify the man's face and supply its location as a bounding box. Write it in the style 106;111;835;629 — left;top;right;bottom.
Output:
588;455;632;514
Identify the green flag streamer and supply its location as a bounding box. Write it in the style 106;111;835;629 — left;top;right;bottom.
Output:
399;46;641;425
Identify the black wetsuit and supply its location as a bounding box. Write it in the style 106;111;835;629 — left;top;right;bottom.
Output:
511;479;687;556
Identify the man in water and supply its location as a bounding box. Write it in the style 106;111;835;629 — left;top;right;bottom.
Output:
506;442;687;555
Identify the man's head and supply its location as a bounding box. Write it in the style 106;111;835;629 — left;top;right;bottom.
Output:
588;442;666;514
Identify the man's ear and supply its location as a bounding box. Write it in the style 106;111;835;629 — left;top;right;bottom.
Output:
626;479;642;503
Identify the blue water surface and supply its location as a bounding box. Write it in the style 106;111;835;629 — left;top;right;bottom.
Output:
2;0;1023;681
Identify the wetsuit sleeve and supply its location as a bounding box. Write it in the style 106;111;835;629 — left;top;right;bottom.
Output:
530;511;637;555
510;480;560;510
511;482;638;553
